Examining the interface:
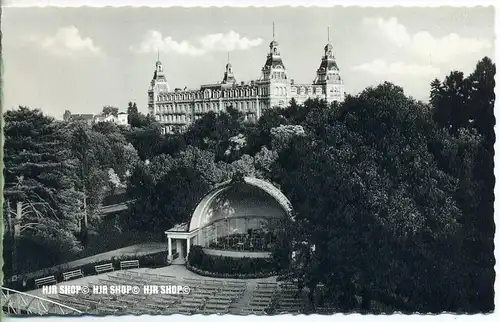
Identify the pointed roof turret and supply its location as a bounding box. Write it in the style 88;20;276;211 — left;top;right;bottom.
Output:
313;27;342;85
324;26;334;55
150;51;169;92
263;22;285;71
222;52;237;84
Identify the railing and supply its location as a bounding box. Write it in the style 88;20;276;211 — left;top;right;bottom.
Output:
1;287;83;316
98;201;134;215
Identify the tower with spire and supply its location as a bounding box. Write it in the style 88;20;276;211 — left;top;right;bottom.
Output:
259;22;290;109
148;50;170;116
313;27;345;102
221;52;237;85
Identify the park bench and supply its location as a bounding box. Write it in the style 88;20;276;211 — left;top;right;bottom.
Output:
214;294;236;301
140;272;159;279
165;307;180;314
157;274;176;279
34;275;57;288
178;307;194;314
97;307;119;314
62;269;84;281
204;306;229;313
202;308;219;314
242;308;266;315
251;297;272;303
95;263;114;274
226;281;246;287
120;260;139;270
257;282;277;288
128;309;147;315
207;299;231;305
183;277;202;283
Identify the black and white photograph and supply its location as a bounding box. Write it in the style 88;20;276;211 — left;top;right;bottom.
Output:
0;2;496;317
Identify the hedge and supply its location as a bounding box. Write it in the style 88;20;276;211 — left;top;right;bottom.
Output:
186;262;276;279
187;245;277;278
3;251;168;293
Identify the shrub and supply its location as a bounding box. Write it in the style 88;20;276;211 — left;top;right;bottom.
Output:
187;245;276;277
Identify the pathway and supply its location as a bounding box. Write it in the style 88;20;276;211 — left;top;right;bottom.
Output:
20;243;167;281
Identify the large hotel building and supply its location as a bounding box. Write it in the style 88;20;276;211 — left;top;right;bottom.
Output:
148;29;345;134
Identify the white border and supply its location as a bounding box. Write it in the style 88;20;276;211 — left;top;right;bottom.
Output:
1;0;498;7
2;1;498;321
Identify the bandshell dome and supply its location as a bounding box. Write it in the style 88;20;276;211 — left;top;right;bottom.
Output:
189;177;294;232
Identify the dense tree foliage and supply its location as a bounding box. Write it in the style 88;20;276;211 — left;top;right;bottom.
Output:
429;57;496;311
101;105;119;117
2;57;494;313
3;108;85;273
3;108;140;271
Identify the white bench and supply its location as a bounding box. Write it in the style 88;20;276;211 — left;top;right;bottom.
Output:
95;263;114;274
35;275;57;288
120;260;139;270
62;269;84;281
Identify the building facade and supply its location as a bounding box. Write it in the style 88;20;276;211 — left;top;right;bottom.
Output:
94;112;129;126
148;32;345;134
63;111;129;126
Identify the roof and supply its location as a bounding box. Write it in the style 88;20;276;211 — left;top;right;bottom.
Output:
318;57;339;71
166;222;189;233
263;55;285;70
188;176;294;232
71;114;94;120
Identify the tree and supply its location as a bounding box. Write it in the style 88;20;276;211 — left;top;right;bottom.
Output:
126;146;233;232
429;57;495;311
272;84;474;312
254;146;279;179
102;105;119;117
126;101;149;128
63;110;72;121
3;107;85;274
127;121;164;160
183;108;246;161
65;119;139;245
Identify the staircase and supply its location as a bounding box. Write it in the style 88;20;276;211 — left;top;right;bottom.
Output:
228;282;257;314
1;287;82;316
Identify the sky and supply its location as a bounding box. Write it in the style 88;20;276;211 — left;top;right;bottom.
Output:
1;6;495;118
